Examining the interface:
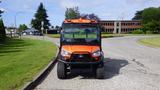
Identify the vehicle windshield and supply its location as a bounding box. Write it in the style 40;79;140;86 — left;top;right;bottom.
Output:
61;24;100;45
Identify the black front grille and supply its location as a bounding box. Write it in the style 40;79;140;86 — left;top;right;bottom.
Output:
71;53;93;62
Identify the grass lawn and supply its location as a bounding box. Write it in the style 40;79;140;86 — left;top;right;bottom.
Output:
47;34;123;38
101;34;157;38
47;34;160;39
0;38;57;90
47;34;148;38
139;37;160;48
47;34;60;38
101;34;126;38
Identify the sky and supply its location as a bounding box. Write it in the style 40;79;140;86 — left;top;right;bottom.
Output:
0;0;160;27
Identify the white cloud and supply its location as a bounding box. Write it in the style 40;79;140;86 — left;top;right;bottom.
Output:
79;0;108;8
100;13;113;20
125;0;159;4
2;0;160;26
126;0;147;4
87;0;108;7
60;0;80;8
59;0;108;9
0;8;6;12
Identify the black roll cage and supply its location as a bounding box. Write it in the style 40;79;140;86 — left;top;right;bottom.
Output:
60;23;102;51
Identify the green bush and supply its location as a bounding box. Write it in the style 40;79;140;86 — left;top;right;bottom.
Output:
131;29;144;34
146;30;153;34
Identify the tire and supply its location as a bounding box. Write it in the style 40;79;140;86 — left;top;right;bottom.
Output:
57;61;67;79
96;66;104;79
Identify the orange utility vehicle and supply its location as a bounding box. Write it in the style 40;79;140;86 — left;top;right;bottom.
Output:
57;18;104;79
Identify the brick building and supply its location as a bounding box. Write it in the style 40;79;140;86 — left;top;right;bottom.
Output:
99;20;142;34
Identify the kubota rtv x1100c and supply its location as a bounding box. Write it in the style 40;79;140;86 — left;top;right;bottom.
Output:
57;18;104;79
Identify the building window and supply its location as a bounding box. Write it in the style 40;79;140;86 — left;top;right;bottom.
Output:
117;23;119;26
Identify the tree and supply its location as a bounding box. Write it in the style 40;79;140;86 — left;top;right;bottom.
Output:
0;1;4;17
132;10;143;20
0;9;3;17
142;7;160;33
133;7;160;34
65;7;80;19
18;24;28;32
0;19;6;42
31;3;50;33
81;13;100;20
64;6;100;21
142;7;160;24
55;26;59;30
143;20;160;34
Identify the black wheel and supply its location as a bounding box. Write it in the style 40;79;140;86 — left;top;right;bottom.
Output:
96;66;104;79
57;61;67;79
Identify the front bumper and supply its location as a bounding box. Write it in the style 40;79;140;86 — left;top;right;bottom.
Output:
58;59;103;65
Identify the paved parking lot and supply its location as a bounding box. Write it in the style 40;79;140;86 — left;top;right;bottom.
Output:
35;36;160;90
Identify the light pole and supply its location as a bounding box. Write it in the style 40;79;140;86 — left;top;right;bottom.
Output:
41;21;44;39
41;21;44;34
14;12;23;36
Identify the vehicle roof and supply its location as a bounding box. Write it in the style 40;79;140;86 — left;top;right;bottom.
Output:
64;18;98;24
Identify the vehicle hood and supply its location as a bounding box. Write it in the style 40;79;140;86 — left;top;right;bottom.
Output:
61;45;100;53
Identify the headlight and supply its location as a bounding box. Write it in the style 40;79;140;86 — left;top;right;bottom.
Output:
61;49;71;57
92;50;102;57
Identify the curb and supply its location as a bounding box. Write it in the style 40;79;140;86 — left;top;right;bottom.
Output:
22;45;59;90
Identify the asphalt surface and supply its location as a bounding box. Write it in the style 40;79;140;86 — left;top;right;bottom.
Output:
35;36;160;90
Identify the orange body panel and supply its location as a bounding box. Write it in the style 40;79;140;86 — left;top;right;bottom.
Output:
64;18;97;23
62;45;100;53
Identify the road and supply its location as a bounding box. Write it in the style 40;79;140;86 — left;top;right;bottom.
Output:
35;36;160;90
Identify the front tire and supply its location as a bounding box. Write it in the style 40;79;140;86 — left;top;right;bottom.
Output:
57;61;67;79
96;66;104;79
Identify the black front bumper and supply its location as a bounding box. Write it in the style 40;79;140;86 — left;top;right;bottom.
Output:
58;59;103;65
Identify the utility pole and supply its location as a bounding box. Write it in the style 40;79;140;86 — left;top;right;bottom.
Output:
14;12;22;37
41;21;44;34
45;29;47;34
41;21;44;39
